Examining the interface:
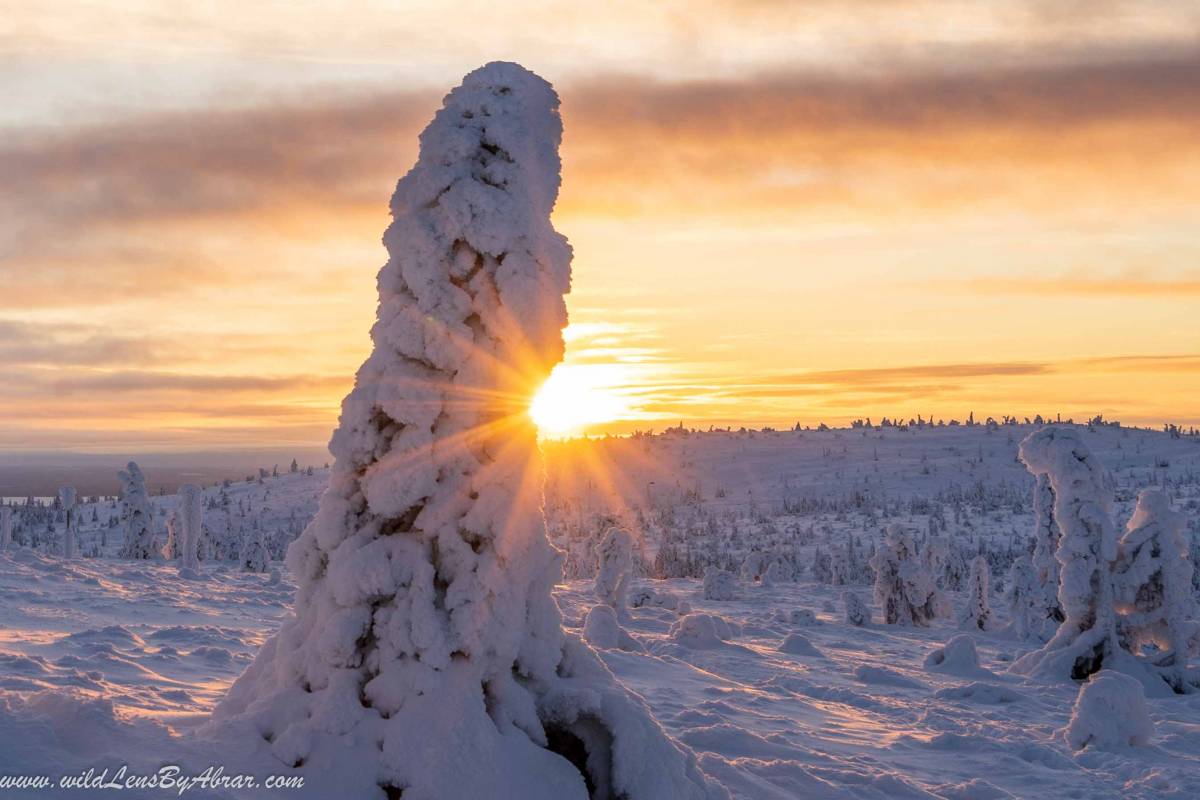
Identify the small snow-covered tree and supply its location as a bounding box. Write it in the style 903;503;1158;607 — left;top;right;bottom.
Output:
870;524;942;627
1;506;12;552
843;590;870;627
1112;490;1200;693
959;555;993;631
240;527;270;573
164;509;181;559
208;64;724;800
1011;427;1122;681
59;486;77;559
179;484;203;572
703;566;740;601
765;560;791;585
1006;554;1048;641
740;550;767;583
118;462;156;560
594;527;633;616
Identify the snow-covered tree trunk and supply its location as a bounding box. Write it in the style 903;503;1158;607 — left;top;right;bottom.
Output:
179;484;203;571
594;527;633;617
59;486;76;559
1112;489;1199;693
0;507;12;552
870;524;942;627
164;510;180;559
118;462;157;559
958;555;992;631
208;63;725;800
1011;427;1122;682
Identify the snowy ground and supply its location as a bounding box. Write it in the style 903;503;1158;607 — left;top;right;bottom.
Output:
1;423;1198;798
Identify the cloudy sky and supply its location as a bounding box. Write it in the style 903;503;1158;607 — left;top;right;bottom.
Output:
3;1;1199;450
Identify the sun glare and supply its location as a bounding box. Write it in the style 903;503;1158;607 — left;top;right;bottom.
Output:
529;364;629;437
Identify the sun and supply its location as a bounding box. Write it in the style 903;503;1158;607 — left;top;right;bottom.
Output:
529;364;629;437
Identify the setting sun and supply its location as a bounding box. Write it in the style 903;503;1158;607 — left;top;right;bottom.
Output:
529;363;632;437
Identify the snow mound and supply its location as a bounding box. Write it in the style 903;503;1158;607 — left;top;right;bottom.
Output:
933;683;1024;704
1064;671;1154;750
854;666;928;690
584;605;643;652
777;633;821;657
923;635;996;679
670;613;735;649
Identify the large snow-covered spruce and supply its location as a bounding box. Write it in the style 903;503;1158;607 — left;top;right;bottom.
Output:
1010;427;1122;681
210;63;725;800
117;462;156;560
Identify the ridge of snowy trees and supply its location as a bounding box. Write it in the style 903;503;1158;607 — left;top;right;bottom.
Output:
206;63;725;800
1010;426;1199;694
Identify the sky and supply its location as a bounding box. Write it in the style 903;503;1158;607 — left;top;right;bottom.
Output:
2;1;1198;450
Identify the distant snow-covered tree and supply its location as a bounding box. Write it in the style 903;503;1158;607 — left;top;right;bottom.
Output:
240;527;269;573
703;566;740;601
164;509;181;559
1112;490;1200;693
179;484;203;572
207;64;723;800
959;555;993;631
118;462;156;560
1011;427;1122;682
843;590;870;627
1006;554;1049;641
0;506;12;552
871;524;943;627
594;527;634;616
59;486;77;559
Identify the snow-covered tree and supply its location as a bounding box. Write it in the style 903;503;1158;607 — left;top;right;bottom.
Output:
740;550;767;583
765;559;792;585
1030;473;1065;631
1;506;12;552
1011;427;1122;681
240;527;270;573
1112;490;1199;693
58;486;77;559
118;462;156;560
179;484;203;572
703;566;740;601
164;509;181;559
1005;554;1048;641
594;527;633;616
843;590;870;627
870;524;942;627
958;555;993;631
208;63;724;800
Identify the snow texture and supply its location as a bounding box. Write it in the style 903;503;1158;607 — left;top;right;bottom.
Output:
1010;427;1122;682
206;62;724;800
117;462;156;560
1064;671;1154;750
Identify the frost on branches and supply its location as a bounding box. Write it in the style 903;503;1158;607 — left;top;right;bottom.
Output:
594;527;633;617
958;555;992;631
208;63;724;800
1010;427;1123;682
118;462;156;560
870;524;943;627
1112;490;1200;693
179;484;203;572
